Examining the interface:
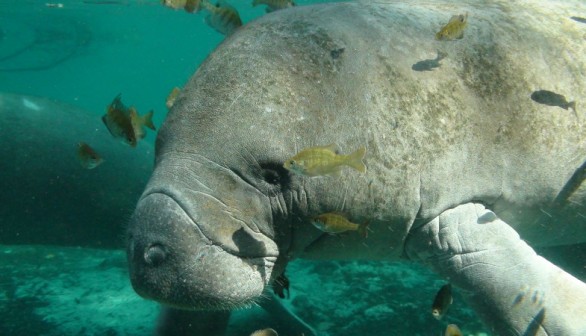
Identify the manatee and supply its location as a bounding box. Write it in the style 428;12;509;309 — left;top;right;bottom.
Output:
127;0;586;334
0;93;153;248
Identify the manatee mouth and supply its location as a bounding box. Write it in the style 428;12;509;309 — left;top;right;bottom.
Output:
127;191;277;310
149;188;278;261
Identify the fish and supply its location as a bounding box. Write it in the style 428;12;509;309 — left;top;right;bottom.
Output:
166;87;181;109
531;90;576;111
311;212;369;237
444;324;462;336
283;144;367;177
77;142;104;169
161;0;206;13
201;0;242;35
102;94;137;147
252;0;295;13
436;13;468;41
102;94;155;146
412;50;448;72
272;272;290;299
432;283;453;320
129;107;156;140
184;0;203;12
571;16;586;24
161;0;186;9
162;0;203;13
250;328;278;336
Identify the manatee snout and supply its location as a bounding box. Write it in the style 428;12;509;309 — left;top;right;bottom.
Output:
127;189;276;310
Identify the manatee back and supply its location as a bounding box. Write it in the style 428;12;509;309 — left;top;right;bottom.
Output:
162;0;586;246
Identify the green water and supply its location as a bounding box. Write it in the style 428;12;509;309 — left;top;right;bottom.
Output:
0;2;488;334
2;0;584;335
0;0;339;134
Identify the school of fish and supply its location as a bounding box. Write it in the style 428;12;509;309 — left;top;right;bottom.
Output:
76;94;156;170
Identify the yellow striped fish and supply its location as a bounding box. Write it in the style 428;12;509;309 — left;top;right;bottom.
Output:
201;0;242;35
283;144;366;177
435;13;468;41
311;212;369;237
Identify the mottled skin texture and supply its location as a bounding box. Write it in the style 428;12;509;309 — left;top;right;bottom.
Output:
127;1;586;335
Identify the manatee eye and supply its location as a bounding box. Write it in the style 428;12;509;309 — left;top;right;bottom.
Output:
262;169;281;185
258;162;291;195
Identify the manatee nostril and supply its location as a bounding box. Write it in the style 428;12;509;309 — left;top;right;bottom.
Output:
144;243;167;266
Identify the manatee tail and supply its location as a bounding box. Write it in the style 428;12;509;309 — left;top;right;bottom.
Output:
344;146;367;173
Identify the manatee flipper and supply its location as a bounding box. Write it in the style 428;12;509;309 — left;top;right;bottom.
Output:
405;203;586;335
258;292;317;336
155;307;230;336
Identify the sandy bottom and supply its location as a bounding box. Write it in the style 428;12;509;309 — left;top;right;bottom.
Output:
0;244;488;335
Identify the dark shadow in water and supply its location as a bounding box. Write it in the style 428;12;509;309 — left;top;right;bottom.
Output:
156;308;231;335
232;227;272;283
411;50;447;72
551;159;586;208
522;308;545;336
0;277;55;335
0;17;92;72
570;16;586;24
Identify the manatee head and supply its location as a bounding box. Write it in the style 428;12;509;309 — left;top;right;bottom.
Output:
126;145;292;310
126;3;416;311
125;30;316;308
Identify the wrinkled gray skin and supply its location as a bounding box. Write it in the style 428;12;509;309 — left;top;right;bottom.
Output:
127;1;586;335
